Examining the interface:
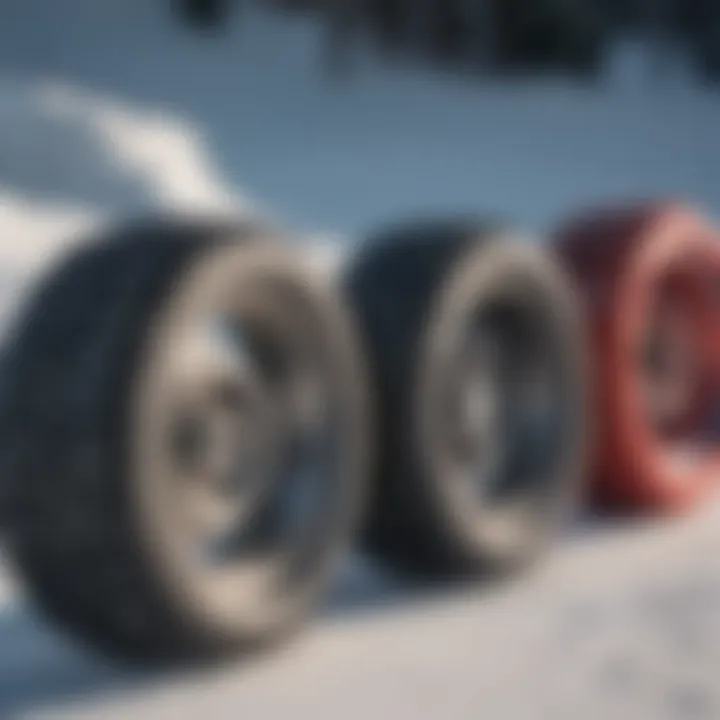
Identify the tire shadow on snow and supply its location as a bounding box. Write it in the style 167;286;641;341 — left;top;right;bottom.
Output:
0;548;524;718
0;605;148;719
0;512;659;719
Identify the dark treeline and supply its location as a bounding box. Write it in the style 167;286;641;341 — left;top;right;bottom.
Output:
177;0;720;82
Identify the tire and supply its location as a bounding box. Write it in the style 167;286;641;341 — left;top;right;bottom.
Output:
555;201;720;513
346;218;589;580
0;218;369;664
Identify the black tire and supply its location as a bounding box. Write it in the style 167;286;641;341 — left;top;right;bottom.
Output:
0;218;369;664
346;219;589;581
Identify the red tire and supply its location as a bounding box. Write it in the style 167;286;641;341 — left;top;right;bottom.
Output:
555;201;720;513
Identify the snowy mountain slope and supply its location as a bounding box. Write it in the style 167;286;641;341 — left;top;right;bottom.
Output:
0;3;718;317
0;1;718;243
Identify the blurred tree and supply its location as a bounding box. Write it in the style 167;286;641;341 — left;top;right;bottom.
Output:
176;0;232;28
174;0;718;83
681;0;720;82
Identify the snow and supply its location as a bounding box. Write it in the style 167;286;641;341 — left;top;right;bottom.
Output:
1;1;720;718
1;1;719;242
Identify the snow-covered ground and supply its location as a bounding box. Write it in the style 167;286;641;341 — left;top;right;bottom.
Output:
2;2;720;718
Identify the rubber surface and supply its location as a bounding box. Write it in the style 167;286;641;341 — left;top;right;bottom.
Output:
555;201;720;513
0;218;369;665
346;218;589;580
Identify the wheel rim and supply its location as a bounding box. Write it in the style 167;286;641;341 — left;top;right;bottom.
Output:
454;298;564;490
133;249;354;633
431;285;572;552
